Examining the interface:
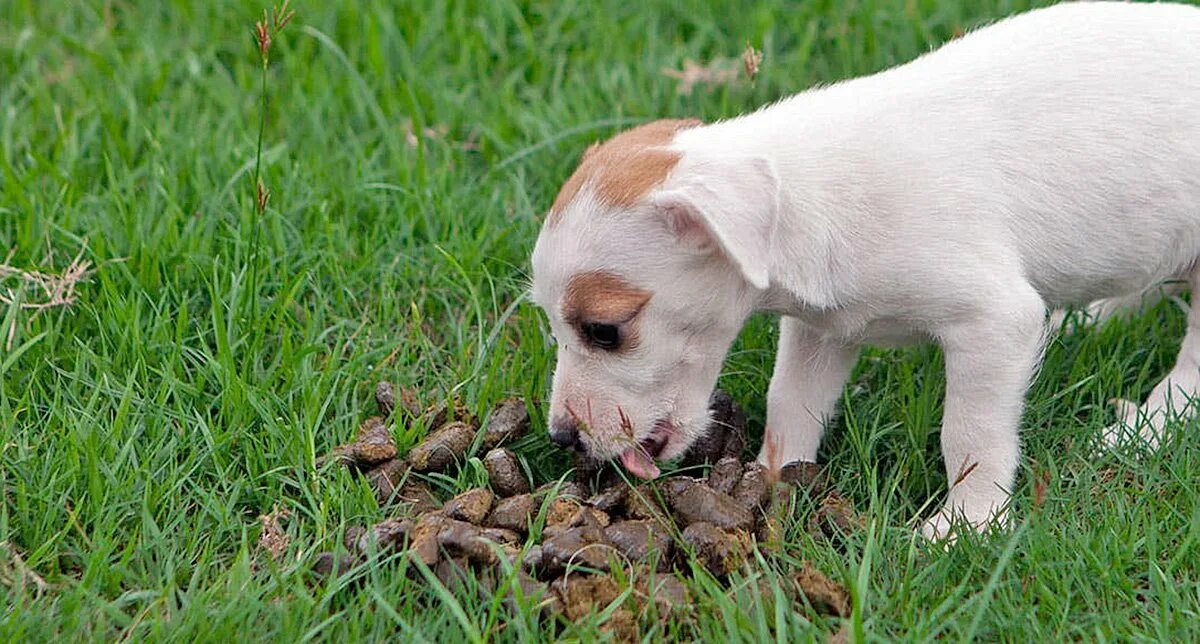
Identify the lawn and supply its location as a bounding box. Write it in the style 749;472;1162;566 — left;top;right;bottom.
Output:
3;0;1199;640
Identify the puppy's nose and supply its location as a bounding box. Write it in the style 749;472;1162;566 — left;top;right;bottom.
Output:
548;417;581;450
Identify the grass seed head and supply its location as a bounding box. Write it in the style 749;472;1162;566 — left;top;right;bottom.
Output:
256;179;271;213
254;12;271;62
742;43;762;80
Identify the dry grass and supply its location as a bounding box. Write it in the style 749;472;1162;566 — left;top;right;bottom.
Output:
0;245;93;312
0;542;50;598
0;244;93;350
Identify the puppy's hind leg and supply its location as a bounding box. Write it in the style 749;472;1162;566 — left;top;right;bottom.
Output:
1102;268;1200;449
1050;281;1186;334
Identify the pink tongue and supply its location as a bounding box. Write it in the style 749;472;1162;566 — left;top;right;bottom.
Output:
619;447;661;479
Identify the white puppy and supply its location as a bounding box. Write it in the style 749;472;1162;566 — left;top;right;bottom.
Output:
530;1;1200;539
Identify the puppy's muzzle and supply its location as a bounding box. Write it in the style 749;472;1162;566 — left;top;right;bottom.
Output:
548;416;583;451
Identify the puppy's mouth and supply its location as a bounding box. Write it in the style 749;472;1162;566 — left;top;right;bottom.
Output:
617;420;673;480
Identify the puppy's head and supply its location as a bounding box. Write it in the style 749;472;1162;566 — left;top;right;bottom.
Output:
530;119;778;478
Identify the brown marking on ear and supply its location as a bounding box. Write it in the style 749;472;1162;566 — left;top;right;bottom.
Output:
562;270;652;351
548;118;702;224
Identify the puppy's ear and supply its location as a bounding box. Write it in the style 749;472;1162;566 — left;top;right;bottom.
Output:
651;156;778;290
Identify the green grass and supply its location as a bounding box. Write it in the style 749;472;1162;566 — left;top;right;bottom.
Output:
3;0;1199;640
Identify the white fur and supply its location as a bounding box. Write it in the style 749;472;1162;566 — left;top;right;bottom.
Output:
532;2;1200;539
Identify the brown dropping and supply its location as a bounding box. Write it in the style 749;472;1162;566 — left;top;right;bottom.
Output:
808;491;864;539
636;573;689;616
481;398;530;451
397;386;423;419
408;514;448;566
311;552;359;579
574;453;624;493
437;519;500;564
364;459;410;506
679;389;747;467
661;477;699;503
601;608;639;643
568;505;611;529
343;525;366;553
422;396;475;430
498;543;523;569
487;494;539;534
434;555;474;593
536;480;587;501
544;498;583;528
779;461;827;492
794;563;850;617
523;544;546;572
375;381;396;417
605;520;673;568
320;416;397;467
757;501;788;550
354;517;413;555
587;485;629;515
626;478;694;521
546;503;611;540
394;480;442;515
512;569;553;604
484;448;530;497
732;462;770;509
540;523;615;574
480;527;521;545
348;416;397;464
625;485;669;521
670;483;755;531
444;488;495;525
407;421;475;472
706;457;743;495
494;569;559;616
551;574;623;621
682;522;751;578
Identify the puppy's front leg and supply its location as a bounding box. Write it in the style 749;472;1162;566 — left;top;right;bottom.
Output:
925;288;1046;539
758;317;858;466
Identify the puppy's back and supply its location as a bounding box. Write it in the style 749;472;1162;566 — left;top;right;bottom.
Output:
681;2;1200;307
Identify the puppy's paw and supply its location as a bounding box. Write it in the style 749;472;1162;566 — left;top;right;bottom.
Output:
1099;398;1141;449
919;511;957;544
920;499;1009;544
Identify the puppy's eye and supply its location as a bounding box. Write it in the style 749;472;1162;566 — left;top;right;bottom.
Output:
582;322;620;351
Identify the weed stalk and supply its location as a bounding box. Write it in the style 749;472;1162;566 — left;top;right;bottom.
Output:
247;0;294;322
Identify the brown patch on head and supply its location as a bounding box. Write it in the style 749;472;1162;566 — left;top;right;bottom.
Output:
549;118;702;223
562;271;652;351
